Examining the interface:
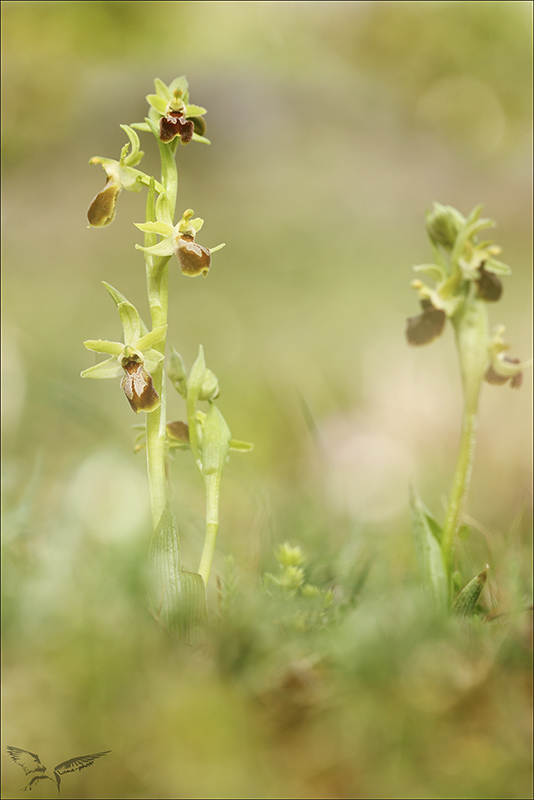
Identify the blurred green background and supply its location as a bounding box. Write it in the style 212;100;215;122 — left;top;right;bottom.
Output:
2;2;532;798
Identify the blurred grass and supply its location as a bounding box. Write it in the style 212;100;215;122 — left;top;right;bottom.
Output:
2;2;532;798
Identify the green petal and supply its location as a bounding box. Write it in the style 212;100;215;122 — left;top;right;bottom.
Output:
146;94;168;115
136;325;168;350
84;339;124;356
134;221;174;237
81;357;122;379
135;237;174;257
186;104;207;117
191;133;211;145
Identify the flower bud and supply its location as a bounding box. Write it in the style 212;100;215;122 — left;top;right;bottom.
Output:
174;235;211;277
198;368;220;401
120;357;160;413
425;203;465;250
87;177;121;227
167;347;188;397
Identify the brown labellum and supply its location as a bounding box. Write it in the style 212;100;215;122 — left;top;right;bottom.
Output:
121;360;160;413
159;111;194;144
406;305;446;345
174;234;211;277
475;265;503;302
87;178;121;227
484;357;523;388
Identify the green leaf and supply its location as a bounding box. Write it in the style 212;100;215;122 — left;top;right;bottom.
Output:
229;439;254;453
178;571;208;644
453;567;488;618
202;403;232;479
149;505;182;629
149;507;207;642
410;490;449;610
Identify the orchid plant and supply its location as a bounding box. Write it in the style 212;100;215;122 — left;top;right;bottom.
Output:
406;203;531;616
82;77;252;638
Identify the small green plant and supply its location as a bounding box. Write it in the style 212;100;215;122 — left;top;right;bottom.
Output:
406;203;531;615
82;77;251;638
263;543;335;631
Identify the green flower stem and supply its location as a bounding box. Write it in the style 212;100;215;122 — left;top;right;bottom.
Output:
144;142;178;531
146;364;168;529
198;475;220;586
441;295;488;583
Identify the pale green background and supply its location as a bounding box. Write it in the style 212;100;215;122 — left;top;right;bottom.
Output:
2;3;532;798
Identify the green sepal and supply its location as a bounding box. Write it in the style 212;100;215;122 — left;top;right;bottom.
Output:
453;567;488;618
102;282;149;336
168;76;189;96
80;357;123;379
117;301;142;344
191;133;211;145
410;489;449;610
482;257;512;276
413;263;447;283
